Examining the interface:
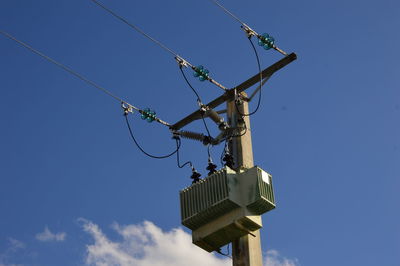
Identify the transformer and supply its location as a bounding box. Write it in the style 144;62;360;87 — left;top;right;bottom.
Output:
179;166;275;252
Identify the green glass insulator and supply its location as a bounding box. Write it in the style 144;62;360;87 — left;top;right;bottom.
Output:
203;69;209;74
199;75;206;81
193;71;200;77
263;44;272;50
268;36;275;46
141;108;151;120
197;65;204;70
262;33;270;40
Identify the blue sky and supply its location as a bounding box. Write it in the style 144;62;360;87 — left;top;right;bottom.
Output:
0;0;399;265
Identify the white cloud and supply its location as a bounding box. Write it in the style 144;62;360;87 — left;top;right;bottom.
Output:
7;239;25;252
35;226;66;242
79;219;298;266
0;238;25;266
264;250;298;266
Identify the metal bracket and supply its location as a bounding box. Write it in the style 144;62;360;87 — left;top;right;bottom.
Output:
175;56;189;68
241;24;257;38
121;102;134;115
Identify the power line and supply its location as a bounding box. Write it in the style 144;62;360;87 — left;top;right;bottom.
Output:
90;0;179;58
209;0;246;26
0;30;172;127
209;0;287;56
1;30;129;105
90;0;229;92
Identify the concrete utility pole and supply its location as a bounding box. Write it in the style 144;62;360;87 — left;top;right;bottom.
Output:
227;95;262;266
173;53;296;266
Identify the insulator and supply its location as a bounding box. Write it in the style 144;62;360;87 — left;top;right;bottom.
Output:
222;153;234;169
206;108;224;125
194;65;210;82
141;108;156;123
191;170;202;184
258;33;275;50
177;130;206;142
206;161;217;176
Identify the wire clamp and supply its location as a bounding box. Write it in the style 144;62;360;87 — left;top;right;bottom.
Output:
171;130;180;140
175;56;189;68
122;102;134;116
241;24;257;38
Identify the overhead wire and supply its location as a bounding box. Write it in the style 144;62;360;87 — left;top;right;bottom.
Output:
90;0;179;58
0;30;131;106
208;0;287;56
209;0;246;25
0;30;173;128
90;0;229;92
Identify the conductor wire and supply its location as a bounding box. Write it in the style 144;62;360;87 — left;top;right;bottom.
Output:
175;138;193;169
209;0;246;26
91;0;229;92
90;0;179;58
179;66;203;104
0;30;139;110
179;65;213;143
125;114;180;159
235;37;262;116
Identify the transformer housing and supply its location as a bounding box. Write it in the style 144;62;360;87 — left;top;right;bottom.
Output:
179;166;275;252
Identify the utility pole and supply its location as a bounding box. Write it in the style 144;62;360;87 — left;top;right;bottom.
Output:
227;96;262;266
173;53;296;266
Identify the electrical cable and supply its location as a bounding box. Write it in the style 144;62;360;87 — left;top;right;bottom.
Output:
124;114;179;159
209;0;246;26
179;67;203;104
209;0;287;56
90;0;179;58
201;113;212;139
179;66;213;142
0;30;172;127
90;0;229;92
234;37;263;116
175;138;193;169
0;30;136;108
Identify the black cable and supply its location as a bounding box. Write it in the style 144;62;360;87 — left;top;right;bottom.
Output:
124;115;179;159
175;138;193;169
179;67;213;141
201;113;212;139
179;66;203;104
234;37;263;116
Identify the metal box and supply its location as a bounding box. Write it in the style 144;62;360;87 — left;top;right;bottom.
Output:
179;166;275;252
